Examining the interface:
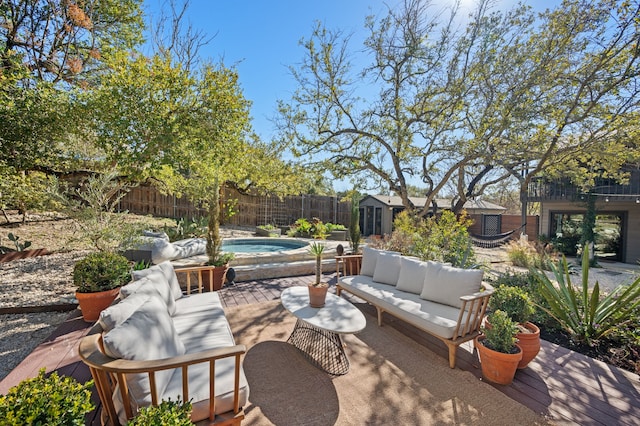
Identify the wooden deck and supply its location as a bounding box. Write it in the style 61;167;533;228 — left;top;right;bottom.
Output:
1;273;639;425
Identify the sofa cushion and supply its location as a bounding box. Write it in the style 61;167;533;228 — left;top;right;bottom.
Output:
339;275;469;339
133;262;183;300
122;272;176;316
372;252;402;286
420;265;484;309
102;293;186;413
172;292;236;352
99;292;149;332
360;247;400;277
360;246;379;277
396;258;440;294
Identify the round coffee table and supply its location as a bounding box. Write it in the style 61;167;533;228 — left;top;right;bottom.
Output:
281;286;366;375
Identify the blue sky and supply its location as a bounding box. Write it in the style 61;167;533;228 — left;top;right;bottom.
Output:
143;0;556;191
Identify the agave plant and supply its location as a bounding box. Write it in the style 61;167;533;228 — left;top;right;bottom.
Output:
309;241;326;286
531;245;640;346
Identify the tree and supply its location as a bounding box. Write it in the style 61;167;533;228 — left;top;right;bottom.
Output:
88;41;307;263
278;0;640;222
0;0;146;215
1;0;143;86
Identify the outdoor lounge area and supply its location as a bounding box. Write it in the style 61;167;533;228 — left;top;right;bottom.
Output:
1;271;639;425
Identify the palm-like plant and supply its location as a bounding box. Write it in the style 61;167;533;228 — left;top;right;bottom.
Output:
531;245;640;346
309;241;326;286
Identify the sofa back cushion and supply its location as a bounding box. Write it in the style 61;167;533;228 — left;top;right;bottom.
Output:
133;262;183;300
372;252;402;285
420;265;483;309
396;258;440;294
99;291;150;332
360;247;400;277
102;292;186;408
123;271;176;316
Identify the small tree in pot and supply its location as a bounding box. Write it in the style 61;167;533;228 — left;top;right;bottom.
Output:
476;310;522;385
73;251;131;322
308;242;328;307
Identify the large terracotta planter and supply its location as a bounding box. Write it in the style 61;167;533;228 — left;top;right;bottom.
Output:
308;284;328;308
475;335;522;385
200;265;229;291
75;288;120;322
516;322;541;369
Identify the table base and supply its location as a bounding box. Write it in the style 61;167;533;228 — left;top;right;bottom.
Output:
287;318;350;376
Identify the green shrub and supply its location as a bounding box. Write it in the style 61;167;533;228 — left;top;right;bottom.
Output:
287;218;312;237
73;251;131;292
489;285;535;324
531;246;640;346
0;369;94;425
374;210;476;268
489;270;556;328
128;399;192;425
325;222;346;232
481;310;519;354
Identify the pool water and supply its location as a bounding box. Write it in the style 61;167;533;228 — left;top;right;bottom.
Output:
221;238;308;253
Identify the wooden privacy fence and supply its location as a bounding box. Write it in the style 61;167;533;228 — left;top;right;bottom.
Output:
118;185;352;227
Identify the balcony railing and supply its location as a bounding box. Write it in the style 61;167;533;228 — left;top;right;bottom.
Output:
527;170;640;202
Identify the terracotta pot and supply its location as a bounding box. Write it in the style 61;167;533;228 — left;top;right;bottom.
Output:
484;318;540;369
475;335;522;385
308;284;328;308
516;322;541;369
75;288;120;322
200;265;229;292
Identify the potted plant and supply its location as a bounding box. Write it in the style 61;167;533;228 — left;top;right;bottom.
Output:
73;251;131;322
308;241;329;307
475;310;522;385
0;368;94;424
489;284;540;369
128;398;193;425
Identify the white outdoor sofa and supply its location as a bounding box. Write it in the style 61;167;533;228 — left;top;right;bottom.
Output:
78;261;248;425
336;247;493;368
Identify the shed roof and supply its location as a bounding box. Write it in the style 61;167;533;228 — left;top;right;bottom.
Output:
363;195;507;212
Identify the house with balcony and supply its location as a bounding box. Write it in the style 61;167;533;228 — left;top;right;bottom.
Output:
527;166;640;263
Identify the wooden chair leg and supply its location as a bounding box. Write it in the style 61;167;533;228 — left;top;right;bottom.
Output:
446;342;458;369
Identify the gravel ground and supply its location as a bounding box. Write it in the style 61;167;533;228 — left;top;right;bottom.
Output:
1;212;638;384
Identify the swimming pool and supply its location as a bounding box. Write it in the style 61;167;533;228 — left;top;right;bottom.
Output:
221;238;308;253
